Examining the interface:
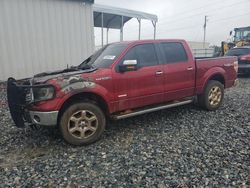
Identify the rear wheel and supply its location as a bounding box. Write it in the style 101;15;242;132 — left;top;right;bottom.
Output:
198;80;224;111
60;102;106;146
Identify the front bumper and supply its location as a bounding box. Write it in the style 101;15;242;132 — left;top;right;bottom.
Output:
7;78;58;127
29;111;58;126
238;64;250;74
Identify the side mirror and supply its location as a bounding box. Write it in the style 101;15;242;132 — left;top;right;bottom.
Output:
119;60;138;72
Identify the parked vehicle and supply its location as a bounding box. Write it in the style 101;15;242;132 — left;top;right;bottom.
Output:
221;26;250;56
7;39;238;145
226;46;250;74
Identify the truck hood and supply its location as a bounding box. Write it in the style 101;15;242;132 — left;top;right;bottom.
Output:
32;67;97;84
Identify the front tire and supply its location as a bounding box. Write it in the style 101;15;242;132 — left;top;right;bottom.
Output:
198;80;224;111
60;102;106;146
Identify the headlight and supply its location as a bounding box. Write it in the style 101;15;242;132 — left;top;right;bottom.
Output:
33;86;55;101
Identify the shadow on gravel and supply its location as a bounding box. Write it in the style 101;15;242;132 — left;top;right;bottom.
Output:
9;103;199;148
105;103;203;138
113;102;204;122
0;127;65;169
0;146;50;169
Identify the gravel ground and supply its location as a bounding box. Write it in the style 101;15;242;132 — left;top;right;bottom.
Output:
0;77;249;187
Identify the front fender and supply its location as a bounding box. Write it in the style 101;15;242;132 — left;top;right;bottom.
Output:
31;77;113;112
56;83;112;111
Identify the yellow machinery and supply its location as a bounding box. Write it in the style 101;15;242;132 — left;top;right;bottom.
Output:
221;26;250;55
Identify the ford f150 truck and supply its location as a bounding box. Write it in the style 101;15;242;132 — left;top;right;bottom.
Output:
7;39;238;145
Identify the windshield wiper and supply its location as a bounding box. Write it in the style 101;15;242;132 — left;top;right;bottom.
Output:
79;56;93;68
65;66;80;71
79;63;95;70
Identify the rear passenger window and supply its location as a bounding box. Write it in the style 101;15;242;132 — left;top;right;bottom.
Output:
161;43;188;63
122;43;158;67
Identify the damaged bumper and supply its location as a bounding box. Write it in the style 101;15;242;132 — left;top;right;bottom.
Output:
29;111;58;126
7;78;57;127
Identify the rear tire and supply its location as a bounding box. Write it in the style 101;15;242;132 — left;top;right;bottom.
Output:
59;102;106;146
198;80;224;111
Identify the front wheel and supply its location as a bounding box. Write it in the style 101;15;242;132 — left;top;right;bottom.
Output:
60;102;106;146
198;80;224;111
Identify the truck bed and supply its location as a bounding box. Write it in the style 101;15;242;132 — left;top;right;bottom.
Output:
195;56;238;94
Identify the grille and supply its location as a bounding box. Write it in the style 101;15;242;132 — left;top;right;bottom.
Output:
17;80;33;104
25;90;32;102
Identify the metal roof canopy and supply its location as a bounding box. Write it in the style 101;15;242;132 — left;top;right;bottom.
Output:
93;4;158;47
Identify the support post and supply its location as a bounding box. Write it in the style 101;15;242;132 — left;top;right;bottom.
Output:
203;15;208;49
120;16;124;41
101;12;104;47
137;18;141;40
106;28;109;44
152;21;157;39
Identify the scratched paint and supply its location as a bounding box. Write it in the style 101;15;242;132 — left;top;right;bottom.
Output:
55;75;95;94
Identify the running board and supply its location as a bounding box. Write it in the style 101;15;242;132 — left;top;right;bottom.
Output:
112;99;193;120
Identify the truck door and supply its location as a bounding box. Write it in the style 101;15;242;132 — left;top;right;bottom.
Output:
112;43;165;111
159;42;196;101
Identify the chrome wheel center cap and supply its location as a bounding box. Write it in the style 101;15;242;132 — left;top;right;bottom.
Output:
79;120;87;127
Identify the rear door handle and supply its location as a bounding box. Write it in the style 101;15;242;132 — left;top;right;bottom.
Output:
155;71;163;75
187;67;194;71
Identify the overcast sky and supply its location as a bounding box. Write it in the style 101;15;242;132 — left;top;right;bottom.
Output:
95;0;250;46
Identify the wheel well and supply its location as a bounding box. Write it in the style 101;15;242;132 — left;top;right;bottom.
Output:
209;74;225;86
57;92;109;126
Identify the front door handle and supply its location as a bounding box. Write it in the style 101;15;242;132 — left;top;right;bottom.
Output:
187;67;194;71
155;71;163;75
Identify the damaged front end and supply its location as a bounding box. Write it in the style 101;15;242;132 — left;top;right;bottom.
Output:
7;77;56;128
7;68;97;128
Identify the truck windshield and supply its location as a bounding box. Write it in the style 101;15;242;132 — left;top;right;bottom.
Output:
79;43;128;69
226;48;250;56
235;30;250;41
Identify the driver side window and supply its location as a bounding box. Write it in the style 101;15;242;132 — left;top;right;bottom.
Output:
121;43;158;68
121;46;138;66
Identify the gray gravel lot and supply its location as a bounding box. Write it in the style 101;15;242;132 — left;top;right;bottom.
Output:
0;77;249;187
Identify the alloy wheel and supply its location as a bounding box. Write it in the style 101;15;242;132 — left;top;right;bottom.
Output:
67;110;98;139
208;86;222;107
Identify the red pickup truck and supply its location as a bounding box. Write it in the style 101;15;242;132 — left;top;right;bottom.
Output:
7;39;238;145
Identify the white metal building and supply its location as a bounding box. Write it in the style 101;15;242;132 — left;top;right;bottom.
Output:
188;41;215;58
0;0;158;81
0;0;95;80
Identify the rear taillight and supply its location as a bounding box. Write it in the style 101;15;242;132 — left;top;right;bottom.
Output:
240;55;250;61
234;61;238;73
